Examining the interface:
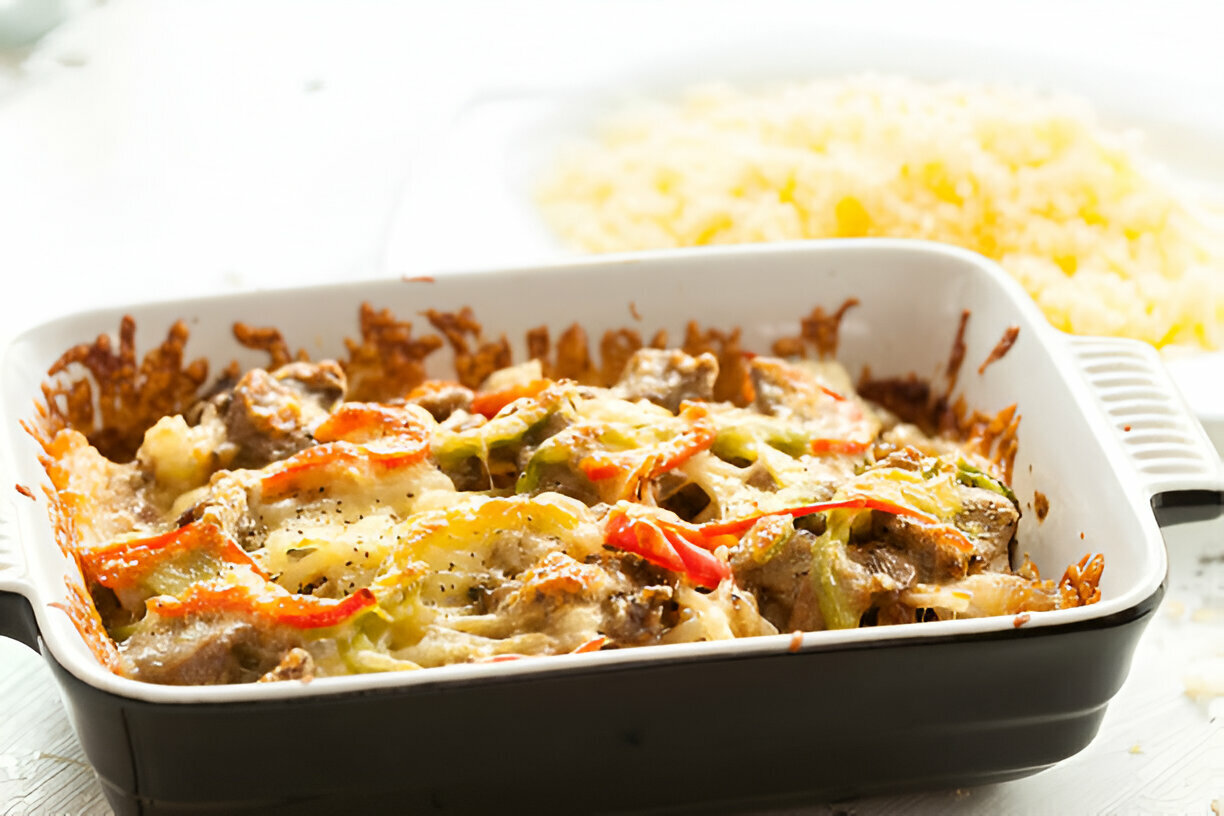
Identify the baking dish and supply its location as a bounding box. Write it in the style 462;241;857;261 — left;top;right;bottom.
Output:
1;240;1220;815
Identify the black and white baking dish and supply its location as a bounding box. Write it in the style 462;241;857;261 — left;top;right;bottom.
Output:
1;240;1220;815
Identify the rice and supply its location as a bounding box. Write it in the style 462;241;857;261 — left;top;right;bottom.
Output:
536;76;1224;350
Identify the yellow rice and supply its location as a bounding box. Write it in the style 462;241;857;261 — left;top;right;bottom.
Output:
536;76;1224;349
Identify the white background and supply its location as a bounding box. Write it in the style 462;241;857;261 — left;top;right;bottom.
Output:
0;1;1222;812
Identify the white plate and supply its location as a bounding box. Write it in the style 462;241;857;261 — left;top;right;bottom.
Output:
382;25;1224;452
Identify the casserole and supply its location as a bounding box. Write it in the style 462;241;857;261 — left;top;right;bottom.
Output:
1;241;1220;814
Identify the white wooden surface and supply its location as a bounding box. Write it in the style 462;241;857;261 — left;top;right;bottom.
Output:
1;2;1222;813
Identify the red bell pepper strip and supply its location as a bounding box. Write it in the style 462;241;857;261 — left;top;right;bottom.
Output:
661;526;733;588
470;379;552;419
580;402;716;483
482;654;527;663
81;521;266;592
475;636;608;663
809;438;871;456
571;636;608;654
262;587;377;629
603;507;732;589
579;457;633;483
261;403;431;500
260;442;368;500
604;510;686;574
93;521;377;629
314;402;431;445
148;582;377;630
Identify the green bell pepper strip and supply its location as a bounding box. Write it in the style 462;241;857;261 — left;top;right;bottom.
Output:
955;459;1016;501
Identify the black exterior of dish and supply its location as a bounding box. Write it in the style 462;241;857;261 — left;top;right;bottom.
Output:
30;584;1161;816
0;591;38;652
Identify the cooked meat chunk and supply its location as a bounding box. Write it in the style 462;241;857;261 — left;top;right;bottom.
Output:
462;552;611;649
458;548;683;650
92;584;138;631
954;487;1019;572
750;357;836;421
811;535;904;629
219;361;347;469
407;383;474;421
613;349;718;414
750;359;792;418
439;455;494;493
258;647;315;683
847;545;918;589
173;470;262;550
398;544;683;663
745;464;782;492
276;360;347;402
599;556;680;645
868;484;1018;583
731;529;826;632
120;615;300;685
750;357;878;444
870;447;927;473
870;513;972;584
783;577;825;632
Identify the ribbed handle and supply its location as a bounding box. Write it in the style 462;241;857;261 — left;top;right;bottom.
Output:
1068;335;1224;498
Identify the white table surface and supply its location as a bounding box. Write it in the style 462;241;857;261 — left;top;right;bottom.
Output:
1;2;1222;813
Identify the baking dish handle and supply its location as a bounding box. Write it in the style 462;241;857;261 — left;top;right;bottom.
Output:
0;497;39;651
1067;335;1224;499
